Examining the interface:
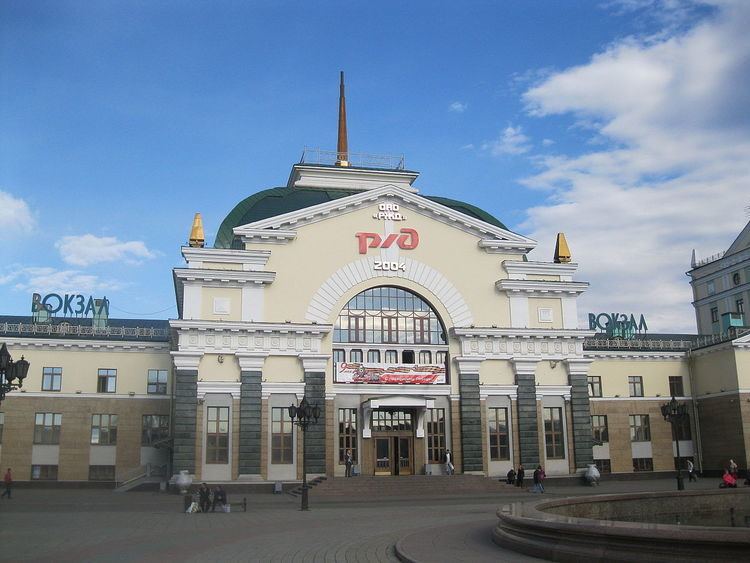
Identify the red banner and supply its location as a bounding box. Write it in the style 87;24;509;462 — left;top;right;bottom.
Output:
336;362;446;384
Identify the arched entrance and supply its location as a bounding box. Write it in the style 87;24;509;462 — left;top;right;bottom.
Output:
332;286;450;476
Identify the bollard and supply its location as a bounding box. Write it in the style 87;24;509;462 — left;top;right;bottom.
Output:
243;497;247;512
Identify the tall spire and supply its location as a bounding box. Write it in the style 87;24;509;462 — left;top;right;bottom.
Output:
188;213;205;248
336;71;349;167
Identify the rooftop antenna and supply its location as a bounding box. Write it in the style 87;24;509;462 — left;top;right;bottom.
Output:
336;71;349;167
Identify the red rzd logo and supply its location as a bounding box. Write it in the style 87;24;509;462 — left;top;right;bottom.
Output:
355;228;419;254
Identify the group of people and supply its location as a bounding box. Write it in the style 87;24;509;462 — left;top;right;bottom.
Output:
505;465;546;492
189;483;228;513
719;458;748;488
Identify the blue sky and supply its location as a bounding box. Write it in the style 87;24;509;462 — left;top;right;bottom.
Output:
1;0;748;332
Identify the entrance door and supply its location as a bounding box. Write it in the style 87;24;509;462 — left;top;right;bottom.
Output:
375;438;392;476
396;437;412;475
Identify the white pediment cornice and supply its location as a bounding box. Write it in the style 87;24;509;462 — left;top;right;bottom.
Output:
495;279;589;296
453;328;593;361
502;260;579;280
232;185;536;251
181;246;271;269
287;164;420;193
173;268;276;287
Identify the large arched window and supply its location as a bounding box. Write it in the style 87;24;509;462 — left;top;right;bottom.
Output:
333;286;446;345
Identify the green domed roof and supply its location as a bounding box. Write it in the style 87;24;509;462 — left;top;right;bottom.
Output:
214;187;508;248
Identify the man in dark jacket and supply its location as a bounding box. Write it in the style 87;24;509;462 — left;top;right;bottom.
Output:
515;465;525;488
198;483;211;513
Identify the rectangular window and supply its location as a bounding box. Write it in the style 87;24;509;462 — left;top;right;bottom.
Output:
488;407;510;461
31;465;58;480
418;350;432;364
669;376;684;397
97;368;117;393
42;367;62;391
414;317;429;344
427;408;446;463
142;414;170;445
710;307;719;323
367;350;380;363
206;406;230;464
90;414;118;445
349;349;363;363
674;414;692;441
382;316;398;343
147;369;168;394
538;308;553;323
628;376;644;397
707;281;716;295
629;414;651;442
89;465;115;481
737;299;744;315
543;407;565;459
34;412;62;444
385;350;398;364
338;408;357;464
591;415;609;444
349;315;365;342
436;351;447;365
371;410;413;432
633;457;653;472
271;407;293;464
587;376;602;398
333;349;345;364
594;459;611;474
0;412;4;444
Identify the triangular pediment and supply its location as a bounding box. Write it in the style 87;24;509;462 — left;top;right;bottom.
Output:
232;185;536;251
726;220;750;255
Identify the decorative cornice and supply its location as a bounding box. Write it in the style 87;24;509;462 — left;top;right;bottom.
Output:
1;337;169;353
479;384;518;400
502;260;579;280
299;353;330;372
512;357;542;375
4;391;170;400
695;388;750;400
477;239;534;254
171;351;202;370
287;164;420;192
453;328;593;339
454;355;484;375
173;268;276;286
197;381;241;399
590;395;693;402
536;384;572;400
181;246;271;268
261;381;305;399
238;229;297;245
495;279;589;296
584;350;686;361
236;352;269;372
170;320;332;335
564;358;594;375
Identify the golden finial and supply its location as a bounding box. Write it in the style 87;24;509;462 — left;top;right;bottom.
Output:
336;71;349;167
554;233;571;263
189;213;205;248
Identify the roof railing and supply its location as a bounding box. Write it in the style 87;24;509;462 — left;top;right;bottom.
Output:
300;147;405;170
694;251;726;267
584;338;695;352
0;322;170;340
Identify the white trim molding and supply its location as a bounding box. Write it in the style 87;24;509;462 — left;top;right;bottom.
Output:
330;384;452;397
174;268;276;287
536;384;572;400
261;382;306;400
197;381;241;399
565;357;594;376
479;384;519;400
502;260;579;281
584;350;686;361
238;229;297;245
236;352;269;372
5;391;170;400
171;351;203;371
2;337;169;353
512;357;541;376
299;353;329;372
454;355;485;375
495;279;589;297
181;246;271;270
361;395;436;438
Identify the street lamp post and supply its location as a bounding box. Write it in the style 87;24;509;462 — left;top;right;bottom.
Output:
660;395;688;491
288;397;320;511
0;343;30;404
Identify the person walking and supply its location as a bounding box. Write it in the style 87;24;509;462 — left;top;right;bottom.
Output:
345;449;353;477
1;468;11;499
445;449;454;475
532;466;545;493
515;465;525;488
506;468;516;485
198;482;211;513
729;458;738;478
687;459;697;482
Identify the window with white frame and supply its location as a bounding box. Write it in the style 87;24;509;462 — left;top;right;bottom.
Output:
42;367;62;391
538;308;553;323
147;369;168;394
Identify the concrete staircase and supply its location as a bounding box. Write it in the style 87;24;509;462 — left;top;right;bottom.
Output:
307;474;509;500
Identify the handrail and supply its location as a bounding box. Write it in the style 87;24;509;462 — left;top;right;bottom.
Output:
0;322;170;340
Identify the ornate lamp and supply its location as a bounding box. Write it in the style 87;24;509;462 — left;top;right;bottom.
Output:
661;396;688;491
0;343;30;403
288;397;321;511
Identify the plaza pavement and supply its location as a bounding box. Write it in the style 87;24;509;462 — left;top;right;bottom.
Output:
0;476;721;562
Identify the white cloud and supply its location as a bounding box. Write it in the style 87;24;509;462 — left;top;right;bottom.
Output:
0;190;35;234
55;234;157;266
542;139;555;146
520;0;750;333
1;267;123;295
482;125;532;155
460;143;475;150
449;101;468;113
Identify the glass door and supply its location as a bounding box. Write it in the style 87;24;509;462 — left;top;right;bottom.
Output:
375;438;392;475
397;437;412;475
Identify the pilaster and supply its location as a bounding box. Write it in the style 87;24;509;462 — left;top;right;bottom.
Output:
512;357;541;468
171;352;201;475
237;352;267;477
454;356;484;473
566;358;594;469
300;354;328;474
